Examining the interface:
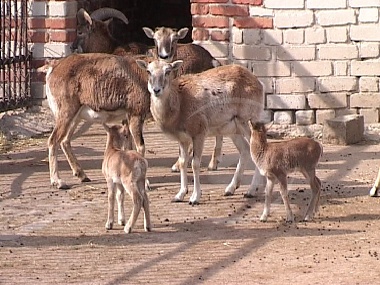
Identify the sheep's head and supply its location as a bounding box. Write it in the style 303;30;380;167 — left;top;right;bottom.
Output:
136;59;183;98
71;8;129;54
143;27;188;62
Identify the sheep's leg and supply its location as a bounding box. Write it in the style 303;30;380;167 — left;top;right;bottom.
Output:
105;180;116;230
124;182;143;234
141;186;152;232
48;111;81;189
207;135;223;171
303;171;321;221
370;167;380;197
128;115;145;157
116;184;125;226
60;113;90;183
277;174;294;223
224;135;250;196
171;145;192;172
189;136;205;205
245;169;267;198
260;177;275;222
173;140;191;202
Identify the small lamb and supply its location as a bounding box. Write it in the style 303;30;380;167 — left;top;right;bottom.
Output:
102;124;151;233
248;121;323;223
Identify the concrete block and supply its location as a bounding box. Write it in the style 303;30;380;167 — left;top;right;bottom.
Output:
293;61;332;76
350;0;380;8
265;0;305;9
307;0;347;9
350;92;380;108
233;45;271;60
260;110;274;123
284;29;304;44
359;108;379;123
359;42;380;59
323;115;364;145
318;44;358;60
243;29;262;45
277;46;315;61
351;61;380;76
334;61;349;76
274;11;314;28
308;93;347;108
359;8;379;22
252;62;291;77
351;24;380;41
305;27;326;44
274;111;294;125
263;30;283;45
197;42;228;58
296;110;315;125
326;27;348;43
276;77;315;93
318;77;358;92
359;77;379;92
232;27;243;44
267;94;307;109
316;109;336;124
317;10;356;26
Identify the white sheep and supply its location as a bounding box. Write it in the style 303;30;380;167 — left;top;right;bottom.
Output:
102;123;151;233
248;121;323;222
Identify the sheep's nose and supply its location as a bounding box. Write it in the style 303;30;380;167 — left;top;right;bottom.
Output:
159;54;169;60
153;88;161;95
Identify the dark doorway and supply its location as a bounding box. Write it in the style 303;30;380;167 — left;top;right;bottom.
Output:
77;0;192;46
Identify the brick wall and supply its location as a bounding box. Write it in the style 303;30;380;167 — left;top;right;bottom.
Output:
29;0;77;103
192;0;380;124
29;0;380;125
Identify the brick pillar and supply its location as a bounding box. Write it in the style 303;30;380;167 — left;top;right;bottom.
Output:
29;0;77;105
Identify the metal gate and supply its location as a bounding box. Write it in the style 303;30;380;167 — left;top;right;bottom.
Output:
0;0;31;112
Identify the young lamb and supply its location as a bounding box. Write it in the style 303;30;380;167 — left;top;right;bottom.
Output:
248;121;323;222
136;59;265;205
102;123;151;233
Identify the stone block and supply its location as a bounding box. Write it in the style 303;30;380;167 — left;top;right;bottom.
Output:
274;111;294;125
267;94;307;109
359;108;379;123
316;109;336;124
322;115;364;145
296;110;315;125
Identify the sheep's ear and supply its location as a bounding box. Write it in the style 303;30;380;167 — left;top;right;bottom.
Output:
265;121;274;130
171;60;183;71
136;59;148;70
83;10;93;26
102;123;110;132
248;120;255;131
142;27;155;39
177;27;189;39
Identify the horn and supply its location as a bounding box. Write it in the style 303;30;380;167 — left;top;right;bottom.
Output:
90;8;129;25
77;8;92;25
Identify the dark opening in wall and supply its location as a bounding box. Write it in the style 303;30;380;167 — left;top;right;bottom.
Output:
77;0;192;46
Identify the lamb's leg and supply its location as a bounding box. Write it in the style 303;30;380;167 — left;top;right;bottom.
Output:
60;113;90;183
173;140;191;202
124;182;143;234
303;171;321;221
189;136;205;205
224;134;250;196
370;167;380;197
207;135;223;171
277;174;294;223
141;185;152;232
105;180;116;230
116;185;125;226
260;177;275;222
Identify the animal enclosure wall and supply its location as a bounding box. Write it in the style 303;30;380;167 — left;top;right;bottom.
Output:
29;0;380;125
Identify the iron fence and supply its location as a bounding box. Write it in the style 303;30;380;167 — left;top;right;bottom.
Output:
0;0;31;112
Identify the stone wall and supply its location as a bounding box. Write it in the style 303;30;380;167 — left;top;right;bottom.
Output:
28;0;380;125
192;0;380;124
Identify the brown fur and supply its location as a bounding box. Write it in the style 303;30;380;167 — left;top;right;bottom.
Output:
248;121;323;222
46;53;152;189
137;59;265;205
102;124;151;234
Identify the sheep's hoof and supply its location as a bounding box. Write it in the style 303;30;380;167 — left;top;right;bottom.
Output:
124;226;132;234
57;183;70;190
118;220;125;226
145;226;152;232
224;192;234;197
369;186;378;197
189;200;200;206
81;177;91;183
105;222;113;230
243;193;255;198
171;198;183;203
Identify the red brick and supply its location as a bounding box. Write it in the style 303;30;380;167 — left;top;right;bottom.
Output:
30;31;48;43
192;28;210;41
232;0;263;5
46;18;77;29
191;0;228;3
234;17;273;29
209;5;248;17
211;30;230;41
28;18;46;29
50;30;77;42
193;16;229;28
191;3;209;15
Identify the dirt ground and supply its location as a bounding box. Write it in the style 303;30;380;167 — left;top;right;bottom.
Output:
1;110;380;285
